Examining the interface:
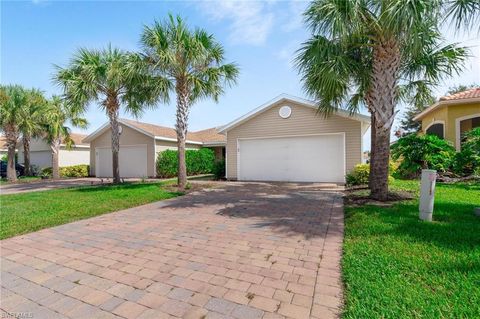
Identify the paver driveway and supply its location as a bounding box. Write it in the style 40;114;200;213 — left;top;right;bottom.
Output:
1;182;344;319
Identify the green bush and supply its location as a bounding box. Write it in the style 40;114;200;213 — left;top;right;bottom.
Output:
60;165;89;177
346;163;395;186
452;127;480;176
213;159;226;180
391;133;455;179
40;165;89;178
156;148;215;178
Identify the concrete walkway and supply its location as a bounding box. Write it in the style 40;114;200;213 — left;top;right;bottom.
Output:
0;182;344;318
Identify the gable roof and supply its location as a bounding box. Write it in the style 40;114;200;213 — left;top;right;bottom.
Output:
413;87;480;121
218;94;371;133
68;133;88;146
83;119;225;145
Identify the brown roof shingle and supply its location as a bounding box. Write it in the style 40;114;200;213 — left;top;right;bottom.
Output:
439;87;480;101
120;119;225;144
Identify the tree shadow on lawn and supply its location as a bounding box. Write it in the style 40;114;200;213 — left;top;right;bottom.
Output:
159;182;342;239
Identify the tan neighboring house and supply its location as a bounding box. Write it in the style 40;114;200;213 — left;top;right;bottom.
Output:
0;136;11;158
413;88;480;150
17;133;90;169
219;94;370;183
83;119;225;178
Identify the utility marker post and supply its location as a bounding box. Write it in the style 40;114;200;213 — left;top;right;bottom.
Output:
419;169;437;222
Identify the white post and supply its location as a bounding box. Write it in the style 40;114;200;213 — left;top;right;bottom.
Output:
419;169;437;221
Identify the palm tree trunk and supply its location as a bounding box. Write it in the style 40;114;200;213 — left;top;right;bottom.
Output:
23;135;31;176
175;81;190;191
108;108;121;184
5;128;18;182
368;114;376;189
50;137;61;179
369;40;400;201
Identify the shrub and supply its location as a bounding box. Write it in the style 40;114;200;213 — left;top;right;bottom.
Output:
41;167;52;177
346;164;370;186
60;165;89;177
40;165;89;178
452;127;480;176
156;148;215;178
346;163;395;186
213;159;226;180
391;133;455;179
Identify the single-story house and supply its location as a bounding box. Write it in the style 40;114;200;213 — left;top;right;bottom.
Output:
17;133;90;169
413;87;480;150
83;119;225;178
220;94;370;183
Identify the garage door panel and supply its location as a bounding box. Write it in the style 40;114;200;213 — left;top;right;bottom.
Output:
96;145;147;178
238;134;344;183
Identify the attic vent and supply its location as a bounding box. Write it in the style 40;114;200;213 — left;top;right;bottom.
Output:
279;105;292;119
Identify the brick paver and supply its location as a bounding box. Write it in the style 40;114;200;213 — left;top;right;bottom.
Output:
1;182;344;318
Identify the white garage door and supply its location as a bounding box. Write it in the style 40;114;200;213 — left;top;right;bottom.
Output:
95;145;148;178
238;134;345;183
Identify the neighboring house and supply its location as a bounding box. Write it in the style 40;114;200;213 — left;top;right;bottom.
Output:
220;94;370;183
17;133;90;169
83;119;225;178
413;88;480;150
0;136;11;158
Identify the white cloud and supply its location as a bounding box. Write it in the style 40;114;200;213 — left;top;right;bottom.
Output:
196;1;275;45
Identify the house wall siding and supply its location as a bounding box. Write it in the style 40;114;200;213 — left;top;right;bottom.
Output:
225;101;362;180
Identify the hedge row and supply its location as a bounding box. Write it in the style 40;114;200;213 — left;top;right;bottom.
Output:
41;164;90;178
156;148;216;178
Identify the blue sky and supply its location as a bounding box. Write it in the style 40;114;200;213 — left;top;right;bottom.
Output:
2;0;479;149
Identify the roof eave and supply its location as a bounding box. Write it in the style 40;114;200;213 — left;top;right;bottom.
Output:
413;97;480;121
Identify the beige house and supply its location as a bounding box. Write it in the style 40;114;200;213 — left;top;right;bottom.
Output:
220;94;370;183
0;136;10;158
413;88;480;150
17;133;89;169
83;119;225;178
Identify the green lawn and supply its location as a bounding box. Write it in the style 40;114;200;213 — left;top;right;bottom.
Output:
0;176;41;185
0;182;181;239
342;180;480;318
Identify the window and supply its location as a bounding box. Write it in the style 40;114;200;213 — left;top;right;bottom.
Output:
426;123;444;139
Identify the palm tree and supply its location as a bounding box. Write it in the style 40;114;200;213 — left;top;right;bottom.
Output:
0;85;28;182
43;96;88;179
19;89;47;176
296;0;473;200
140;14;239;191
54;46;165;183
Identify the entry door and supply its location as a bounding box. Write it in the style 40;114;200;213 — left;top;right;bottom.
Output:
238;134;345;183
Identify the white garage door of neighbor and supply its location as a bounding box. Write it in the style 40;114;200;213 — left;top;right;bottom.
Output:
238;134;345;183
95;145;148;178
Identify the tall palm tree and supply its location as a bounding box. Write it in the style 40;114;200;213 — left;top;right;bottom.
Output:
54;46;166;183
0;85;28;182
19;89;47;176
140;14;239;191
296;0;473;200
43;96;88;179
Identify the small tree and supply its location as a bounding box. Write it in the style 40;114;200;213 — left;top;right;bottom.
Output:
54;46;164;183
391;133;455;179
43;96;88;179
0;85;27;182
19;89;47;176
141;14;239;191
